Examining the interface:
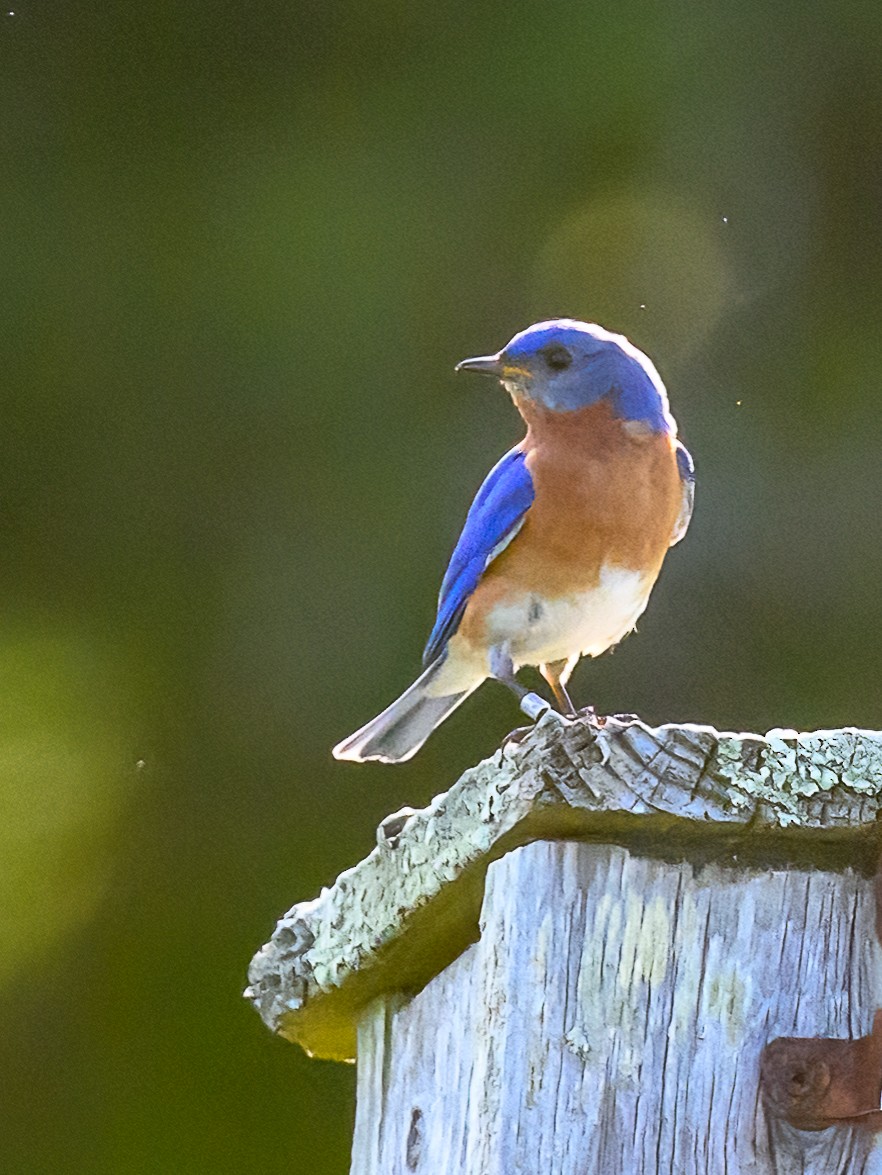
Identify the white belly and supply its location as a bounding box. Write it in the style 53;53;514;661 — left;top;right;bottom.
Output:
488;565;652;667
427;565;653;696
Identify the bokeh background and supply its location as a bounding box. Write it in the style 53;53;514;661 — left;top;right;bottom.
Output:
3;1;882;1170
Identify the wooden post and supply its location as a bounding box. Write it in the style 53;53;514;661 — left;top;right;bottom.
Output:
245;715;882;1173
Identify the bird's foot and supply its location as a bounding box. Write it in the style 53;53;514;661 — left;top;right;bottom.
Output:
497;695;570;764
497;724;533;762
523;692;576;732
575;704;606;727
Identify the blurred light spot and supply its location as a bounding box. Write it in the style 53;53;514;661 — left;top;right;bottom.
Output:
534;190;734;364
0;630;135;987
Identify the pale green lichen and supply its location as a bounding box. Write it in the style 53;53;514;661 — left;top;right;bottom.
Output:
715;727;882;826
704;967;749;1047
247;719;882;1058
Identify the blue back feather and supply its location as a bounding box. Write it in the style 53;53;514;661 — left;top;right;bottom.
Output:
423;449;535;664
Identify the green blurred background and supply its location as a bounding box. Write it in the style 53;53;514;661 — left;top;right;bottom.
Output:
3;0;882;1170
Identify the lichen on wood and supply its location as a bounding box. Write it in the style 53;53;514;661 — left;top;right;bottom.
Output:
244;715;882;1062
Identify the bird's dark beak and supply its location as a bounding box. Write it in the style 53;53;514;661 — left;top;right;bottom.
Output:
455;352;503;377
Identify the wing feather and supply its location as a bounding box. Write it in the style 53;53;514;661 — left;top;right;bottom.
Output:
422;449;534;664
670;440;695;546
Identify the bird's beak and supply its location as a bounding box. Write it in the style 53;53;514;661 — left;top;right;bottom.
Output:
455;352;504;377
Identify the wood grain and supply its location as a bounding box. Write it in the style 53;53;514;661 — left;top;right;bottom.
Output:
352;841;882;1174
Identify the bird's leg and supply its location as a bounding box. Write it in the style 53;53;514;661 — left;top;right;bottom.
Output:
490;648;558;763
489;647;550;721
541;658;603;725
540;659;577;716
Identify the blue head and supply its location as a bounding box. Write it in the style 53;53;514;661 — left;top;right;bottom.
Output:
456;318;674;434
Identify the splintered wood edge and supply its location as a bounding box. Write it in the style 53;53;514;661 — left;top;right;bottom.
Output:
244;715;882;1062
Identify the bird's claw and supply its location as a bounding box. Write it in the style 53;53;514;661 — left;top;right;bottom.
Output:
496;724;536;764
575;704;606;726
503;723;533;744
497;700;577;764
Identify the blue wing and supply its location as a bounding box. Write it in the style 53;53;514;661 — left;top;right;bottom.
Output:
423;449;535;665
671;440;695;546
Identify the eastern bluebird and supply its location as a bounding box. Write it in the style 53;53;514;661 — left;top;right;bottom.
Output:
333;319;695;764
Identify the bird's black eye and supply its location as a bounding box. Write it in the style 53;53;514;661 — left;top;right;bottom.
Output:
544;345;572;371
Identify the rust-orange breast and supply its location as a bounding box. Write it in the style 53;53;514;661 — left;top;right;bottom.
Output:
456;399;682;646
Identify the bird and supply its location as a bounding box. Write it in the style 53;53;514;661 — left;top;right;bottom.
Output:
333;318;695;764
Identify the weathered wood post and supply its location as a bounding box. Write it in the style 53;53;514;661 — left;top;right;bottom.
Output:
245;714;882;1173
